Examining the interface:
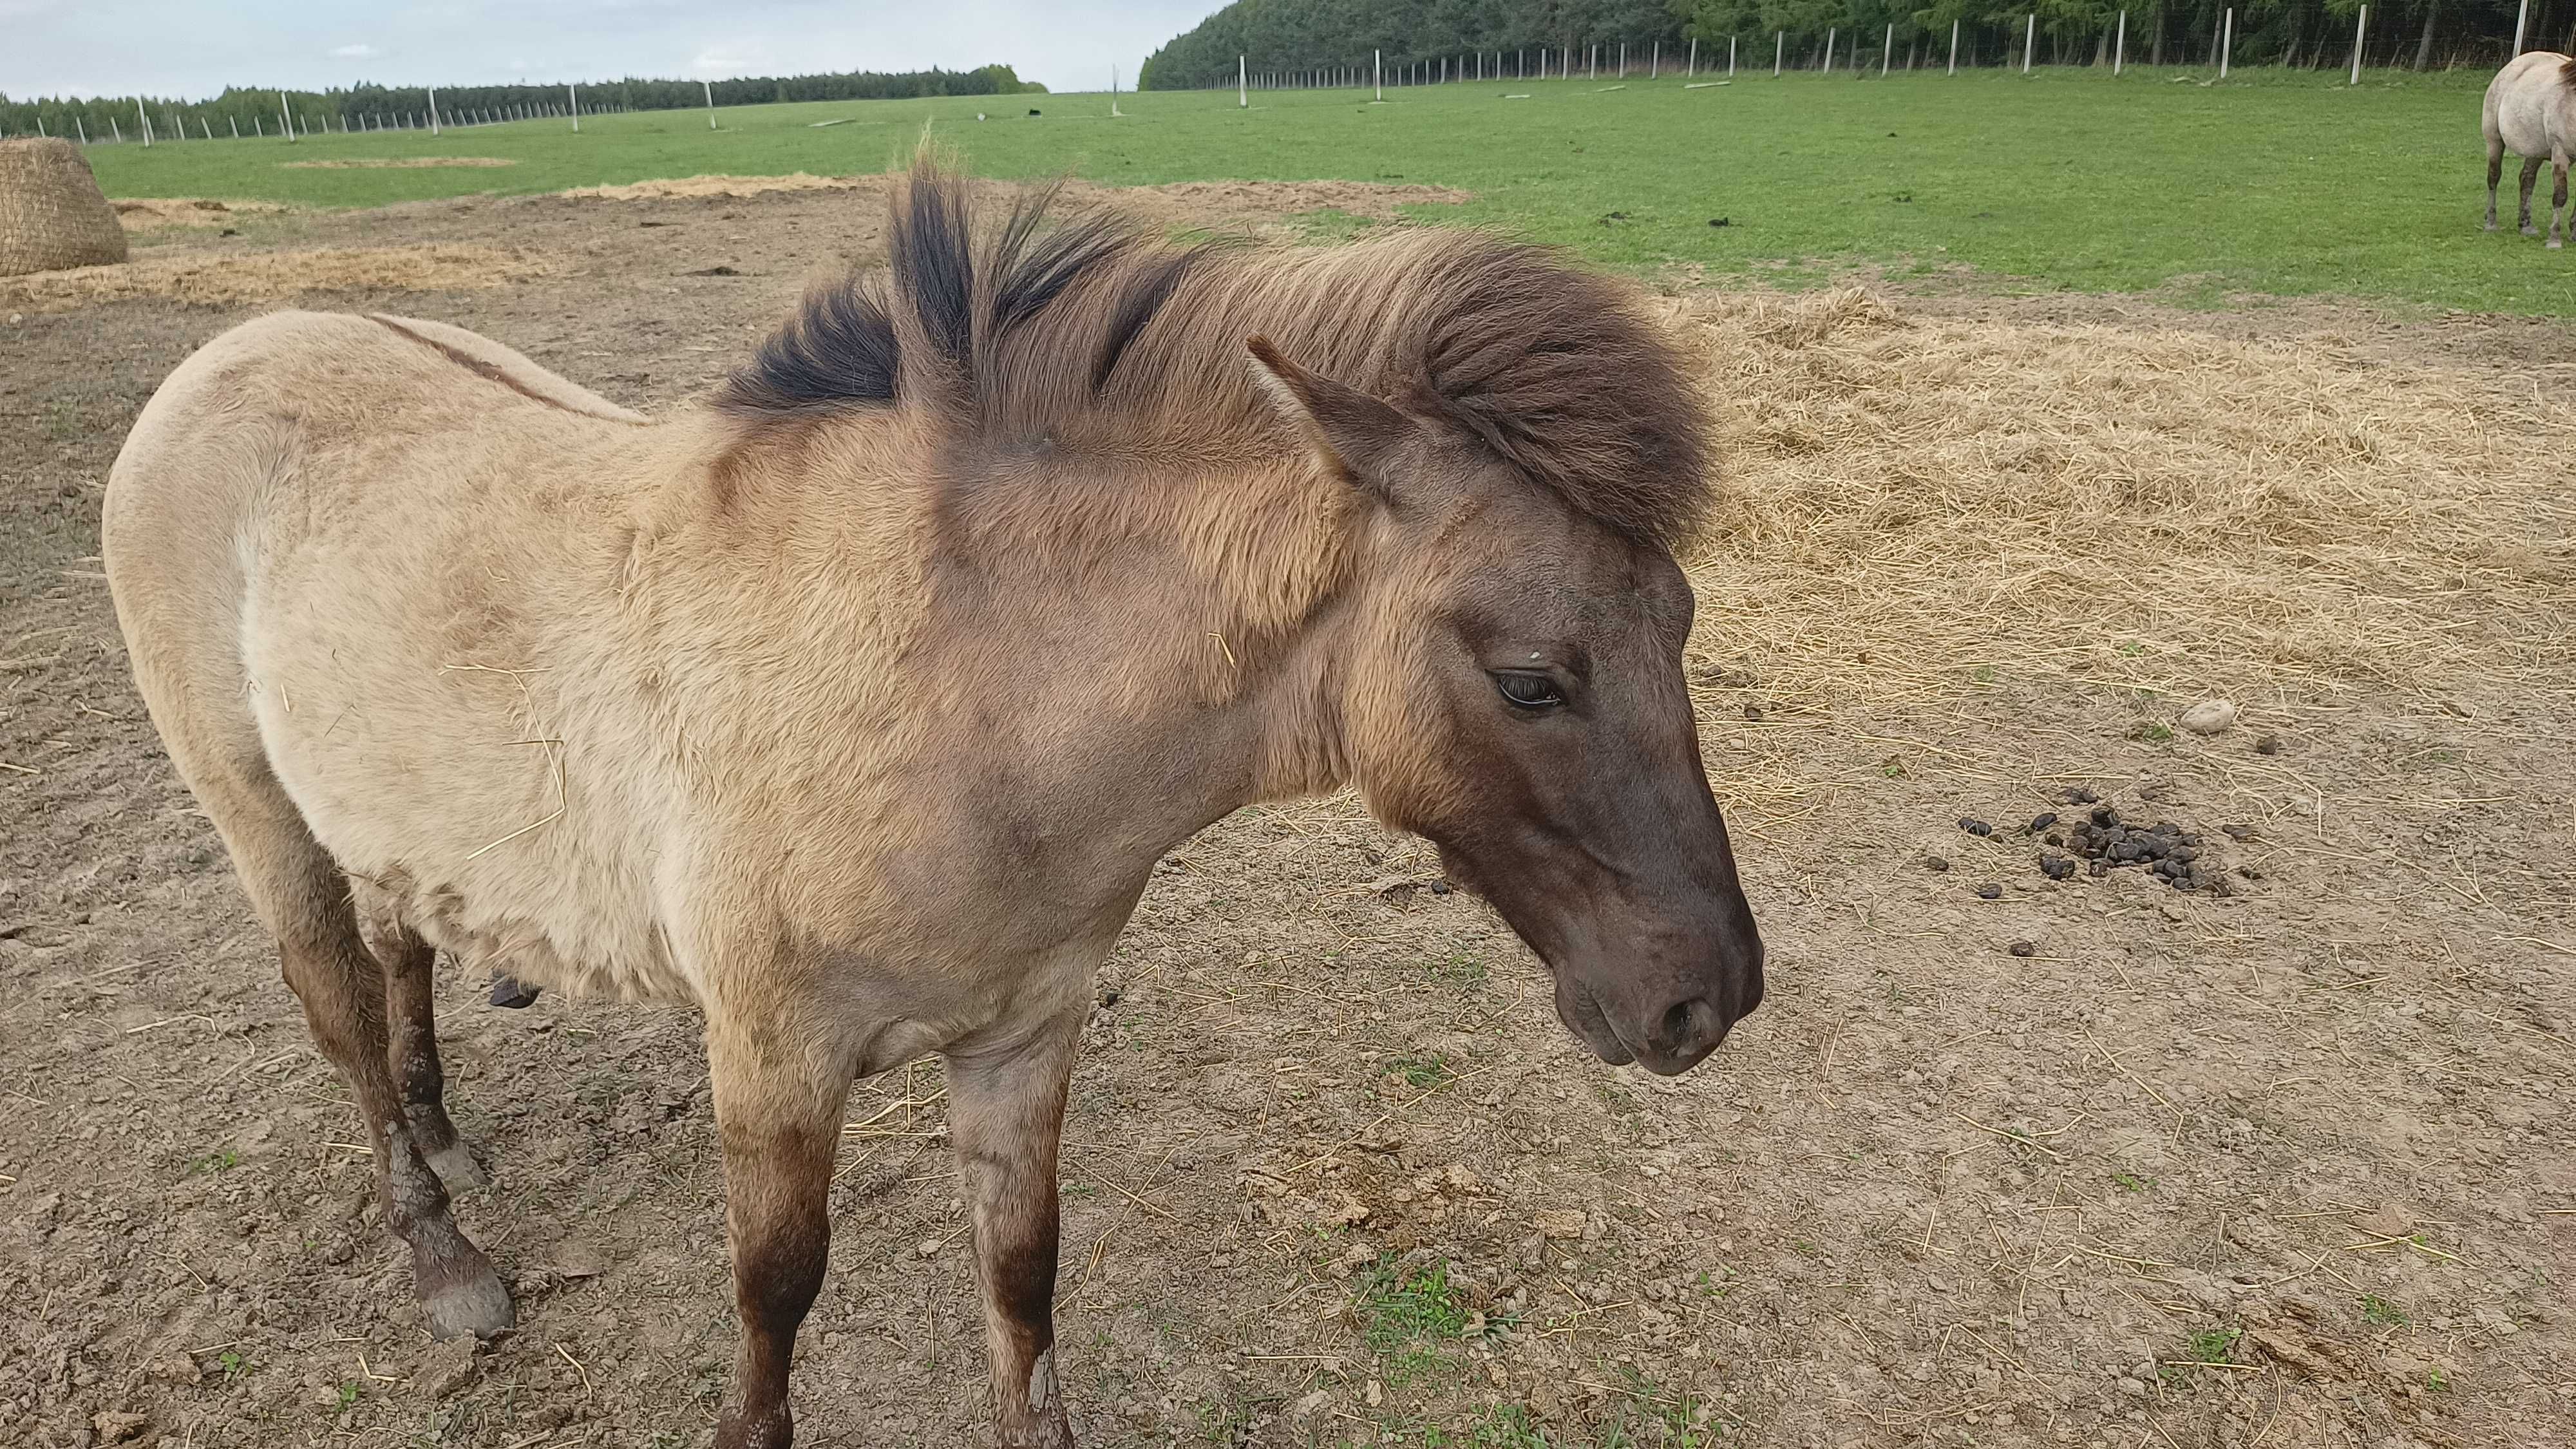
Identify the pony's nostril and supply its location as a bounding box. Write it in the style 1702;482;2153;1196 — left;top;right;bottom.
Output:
1657;997;1713;1051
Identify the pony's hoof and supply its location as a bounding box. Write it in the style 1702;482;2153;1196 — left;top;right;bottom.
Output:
2553;239;2566;250
419;1248;516;1341
2524;225;2543;236
714;1403;793;1449
2485;220;2499;231
424;1141;490;1192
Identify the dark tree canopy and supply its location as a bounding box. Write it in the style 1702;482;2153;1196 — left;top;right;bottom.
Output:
1141;0;2544;87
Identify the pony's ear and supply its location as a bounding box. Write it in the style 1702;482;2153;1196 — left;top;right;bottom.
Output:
1245;335;1416;496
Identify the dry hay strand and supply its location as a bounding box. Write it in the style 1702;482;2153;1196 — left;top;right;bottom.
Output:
1103;178;1471;225
0;137;127;276
112;196;296;232
556;171;1468;227
1668;287;2573;712
0;242;551;311
560;171;865;201
278;156;516;169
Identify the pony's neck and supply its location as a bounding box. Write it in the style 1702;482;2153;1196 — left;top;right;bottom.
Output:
932;440;1369;825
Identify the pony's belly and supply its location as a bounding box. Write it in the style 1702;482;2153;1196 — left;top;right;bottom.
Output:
353;867;696;1004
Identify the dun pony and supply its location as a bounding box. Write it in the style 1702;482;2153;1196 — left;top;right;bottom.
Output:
2483;51;2576;245
103;156;1764;1447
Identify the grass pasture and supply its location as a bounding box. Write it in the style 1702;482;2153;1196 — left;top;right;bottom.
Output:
81;66;2556;316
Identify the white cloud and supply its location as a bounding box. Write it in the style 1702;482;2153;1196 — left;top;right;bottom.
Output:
330;43;381;59
688;43;775;78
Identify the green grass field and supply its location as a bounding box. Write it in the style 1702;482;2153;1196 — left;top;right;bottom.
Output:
80;66;2561;316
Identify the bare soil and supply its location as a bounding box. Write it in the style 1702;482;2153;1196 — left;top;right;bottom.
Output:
2;179;2570;1449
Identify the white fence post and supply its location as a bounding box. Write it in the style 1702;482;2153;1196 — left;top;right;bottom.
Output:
2220;7;2233;78
1824;27;1835;73
1882;23;1893;75
1775;31;1784;77
2023;15;2035;73
1949;18;1959;73
278;91;294;140
2351;5;2367;83
569;83;578;131
137;98;151;146
1689;37;1698;75
705;79;717;129
1239;55;1247;106
1729;35;1737;75
2515;0;2529;53
428;84;440;136
2115;12;2126;73
1374;48;1382;99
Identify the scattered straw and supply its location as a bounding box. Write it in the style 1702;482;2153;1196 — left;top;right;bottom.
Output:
0;242;551;311
554;171;1469;226
279;156;515;169
1668;288;2575;712
112;197;296;232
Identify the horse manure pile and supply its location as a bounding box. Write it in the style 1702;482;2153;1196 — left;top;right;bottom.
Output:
1947;788;2240;896
2051;804;2224;894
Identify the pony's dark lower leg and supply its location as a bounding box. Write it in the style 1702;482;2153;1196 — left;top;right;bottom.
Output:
946;1010;1083;1449
379;931;487;1189
2520;157;2544;234
2487;140;2506;230
708;1021;847;1449
254;853;509;1338
2552;158;2570;249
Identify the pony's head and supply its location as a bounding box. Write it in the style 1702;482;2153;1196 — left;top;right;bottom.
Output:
1247;320;1763;1076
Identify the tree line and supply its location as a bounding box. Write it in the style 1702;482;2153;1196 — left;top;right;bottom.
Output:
1141;0;2555;87
1;64;1039;143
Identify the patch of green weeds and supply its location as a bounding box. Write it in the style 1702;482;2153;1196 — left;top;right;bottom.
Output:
1382;1054;1452;1090
2112;1170;2153;1193
2361;1294;2407;1327
189;1147;239;1174
1354;1255;1470;1383
1595;1364;1719;1447
2172;1325;2242;1374
1421;1404;1549;1447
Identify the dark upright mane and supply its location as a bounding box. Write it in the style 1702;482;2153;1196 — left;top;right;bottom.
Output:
718;157;1712;547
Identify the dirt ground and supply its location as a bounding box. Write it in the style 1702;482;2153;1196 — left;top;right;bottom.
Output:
1;178;2570;1449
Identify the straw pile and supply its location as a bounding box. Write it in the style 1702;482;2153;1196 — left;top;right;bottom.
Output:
0;137;128;277
1667;288;2573;715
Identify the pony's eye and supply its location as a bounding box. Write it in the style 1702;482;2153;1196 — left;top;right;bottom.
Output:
1493;671;1566;709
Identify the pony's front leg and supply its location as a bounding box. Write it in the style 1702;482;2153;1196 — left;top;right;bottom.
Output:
707;1013;851;1449
945;1007;1085;1449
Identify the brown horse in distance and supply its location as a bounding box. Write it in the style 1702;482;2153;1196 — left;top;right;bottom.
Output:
102;158;1765;1447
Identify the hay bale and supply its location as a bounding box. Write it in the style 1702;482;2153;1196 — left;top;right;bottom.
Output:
0;138;128;278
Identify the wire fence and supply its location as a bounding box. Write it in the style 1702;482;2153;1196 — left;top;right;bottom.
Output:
1214;13;2543;93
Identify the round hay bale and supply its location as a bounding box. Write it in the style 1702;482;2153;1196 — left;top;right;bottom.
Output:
0;138;129;278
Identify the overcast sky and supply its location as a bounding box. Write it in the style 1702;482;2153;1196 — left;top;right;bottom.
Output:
3;0;1220;102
